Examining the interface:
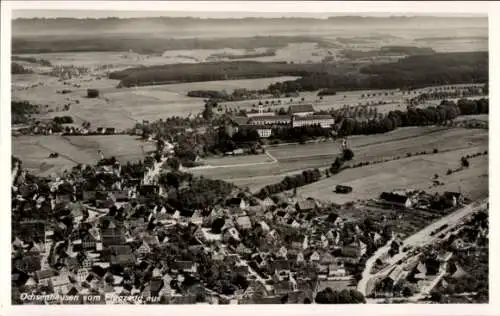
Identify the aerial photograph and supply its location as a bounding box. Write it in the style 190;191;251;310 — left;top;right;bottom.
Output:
9;8;489;305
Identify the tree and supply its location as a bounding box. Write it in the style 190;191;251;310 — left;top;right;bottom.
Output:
167;157;180;171
211;218;225;234
87;89;99;98
402;286;413;297
430;291;442;303
342;148;354;161
461;157;470;168
202;100;216;121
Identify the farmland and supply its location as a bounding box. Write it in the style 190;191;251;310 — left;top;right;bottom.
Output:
296;148;488;204
12;73;298;130
190;126;488;192
12;135;155;176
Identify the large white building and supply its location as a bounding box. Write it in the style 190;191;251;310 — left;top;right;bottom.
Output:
292;115;335;128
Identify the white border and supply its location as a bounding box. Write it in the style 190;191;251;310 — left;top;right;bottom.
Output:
1;2;498;316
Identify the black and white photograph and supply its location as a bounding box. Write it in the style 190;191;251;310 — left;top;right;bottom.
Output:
1;1;496;312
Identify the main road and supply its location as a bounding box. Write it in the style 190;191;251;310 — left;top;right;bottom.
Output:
357;199;488;297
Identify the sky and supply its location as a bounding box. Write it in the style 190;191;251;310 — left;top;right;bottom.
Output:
11;10;486;20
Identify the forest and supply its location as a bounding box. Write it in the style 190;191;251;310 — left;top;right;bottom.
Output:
109;52;487;91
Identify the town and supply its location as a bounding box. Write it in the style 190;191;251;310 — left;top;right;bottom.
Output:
9;11;489;305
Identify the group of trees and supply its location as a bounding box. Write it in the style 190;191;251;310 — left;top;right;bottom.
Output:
11;62;33;74
337;98;488;137
315;288;365;304
408;86;486;105
270;125;332;143
266;52;488;94
11;101;39;124
167;176;235;212
52;116;74;124
256;168;322;199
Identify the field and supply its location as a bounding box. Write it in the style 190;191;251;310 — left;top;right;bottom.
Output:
12;135;155;176
296;148;488;204
12;73;298;130
199;154;274;167
189;127;488;193
219;83;485;115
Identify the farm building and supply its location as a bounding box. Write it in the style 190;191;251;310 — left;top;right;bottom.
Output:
288;104;315;117
335;185;353;194
380;192;414;209
104;128;115;135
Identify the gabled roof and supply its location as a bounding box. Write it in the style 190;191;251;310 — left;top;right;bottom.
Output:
228;116;250;126
236;216;252;229
297;199;316;211
36;269;57;280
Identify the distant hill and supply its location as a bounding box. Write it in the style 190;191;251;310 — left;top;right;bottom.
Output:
12;16;487;37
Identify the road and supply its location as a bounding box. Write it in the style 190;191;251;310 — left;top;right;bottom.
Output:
358;199;488;297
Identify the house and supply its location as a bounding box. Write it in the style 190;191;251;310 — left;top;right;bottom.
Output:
67;202;86;223
15;255;41;273
36;269;57;286
236;216;252;230
380;266;404;291
51;273;71;294
101;228;126;247
328;263;347;278
296;199;317;212
136;236;159;256
341;239;367;258
261;197;276;209
82;233;97;250
138;185;159;198
289;104;315;117
226;197;247;210
223;227;240;243
225;116;250;137
449;262;468;279
109;245;136;267
173;261;198;274
380;192;413;209
309;251;320;262
105;128;115;135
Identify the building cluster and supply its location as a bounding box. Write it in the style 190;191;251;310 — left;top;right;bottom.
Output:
225;104;335;138
11;146;389;304
377;190;464;210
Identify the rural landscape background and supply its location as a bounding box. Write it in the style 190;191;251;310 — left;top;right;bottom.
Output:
10;11;489;305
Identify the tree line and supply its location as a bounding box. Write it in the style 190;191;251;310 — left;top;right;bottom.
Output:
267;52;488;93
255;168;322;199
337;98;488;137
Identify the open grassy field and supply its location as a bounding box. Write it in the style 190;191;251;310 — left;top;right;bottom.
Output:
296;147;488;204
190;126;487;193
12;135;155;176
199;154;274;167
